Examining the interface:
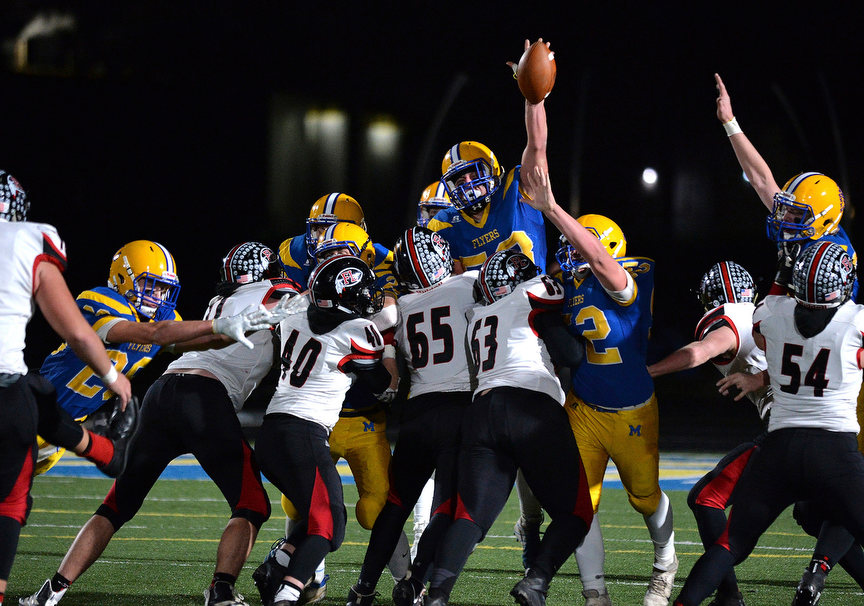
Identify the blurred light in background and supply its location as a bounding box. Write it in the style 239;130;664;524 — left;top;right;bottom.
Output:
642;167;658;187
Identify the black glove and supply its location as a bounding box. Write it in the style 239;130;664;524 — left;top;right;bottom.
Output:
774;242;801;290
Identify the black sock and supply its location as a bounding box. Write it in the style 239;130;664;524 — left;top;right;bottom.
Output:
211;572;237;587
808;553;833;575
50;572;73;593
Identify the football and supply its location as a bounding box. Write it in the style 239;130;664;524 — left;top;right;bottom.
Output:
516;40;556;104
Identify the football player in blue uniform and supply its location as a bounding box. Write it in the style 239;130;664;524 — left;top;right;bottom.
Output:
277;193;368;288
36;239;271;475
521;167;677;606
417;181;454;228
427;39;553;273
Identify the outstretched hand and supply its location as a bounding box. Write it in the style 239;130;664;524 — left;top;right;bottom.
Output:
506;38;551;76
521;165;555;213
715;73;734;123
212;304;279;349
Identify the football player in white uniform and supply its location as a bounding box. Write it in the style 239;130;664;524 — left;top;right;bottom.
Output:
673;242;864;605
424;249;592;606
254;255;392;606
648;261;766;606
346;226;476;606
0;170;136;605
20;242;292;606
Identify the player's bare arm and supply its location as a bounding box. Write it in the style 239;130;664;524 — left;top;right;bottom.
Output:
715;73;779;210
34;261;132;406
522;166;627;291
514;38;550;199
106;317;223;346
648;325;737;378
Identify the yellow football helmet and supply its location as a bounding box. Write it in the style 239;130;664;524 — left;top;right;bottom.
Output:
555;214;627;276
441;141;504;212
417;181;454;227
767;172;844;242
314;222;376;269
306;193;366;255
108;240;180;320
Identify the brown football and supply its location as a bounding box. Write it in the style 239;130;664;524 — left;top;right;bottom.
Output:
516;41;556;104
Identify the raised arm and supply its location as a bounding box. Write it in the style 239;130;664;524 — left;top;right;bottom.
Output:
715;73;780;210
648;325;737;378
521;166;627;291
514;38;550;200
34;262;131;406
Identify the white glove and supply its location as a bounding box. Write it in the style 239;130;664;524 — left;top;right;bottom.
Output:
375;378;400;403
269;292;311;323
213;304;274;349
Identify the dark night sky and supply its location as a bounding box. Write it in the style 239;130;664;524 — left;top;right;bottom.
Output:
2;2;862;446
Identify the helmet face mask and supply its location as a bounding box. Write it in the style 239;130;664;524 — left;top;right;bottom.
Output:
476;249;540;304
697;261;755;312
440;141;503;213
0;170;29;222
305;193;366;256
313;222;375;268
417;181;454;227
221;241;282;284
393;226;453;290
556;214;626;277
793;241;855;308
767;172;844;243
308;255;383;317
109;241;180;321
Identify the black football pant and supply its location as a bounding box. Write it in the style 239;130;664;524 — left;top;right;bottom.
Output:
256;412;347;587
429;387;593;596
676;428;864;605
356;391;471;590
96;374;271;530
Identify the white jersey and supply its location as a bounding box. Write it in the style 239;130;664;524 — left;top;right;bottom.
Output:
755;295;864;433
166;279;296;411
695;302;771;420
468;275;565;404
0;221;67;374
267;309;384;431
396;271;477;398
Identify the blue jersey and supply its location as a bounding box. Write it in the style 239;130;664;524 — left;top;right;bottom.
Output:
427;165;547;271
40;286;181;419
278;234;399;297
563;257;655;408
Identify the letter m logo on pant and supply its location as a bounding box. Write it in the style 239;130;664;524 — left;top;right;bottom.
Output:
629;424;642;437
363;421;375;432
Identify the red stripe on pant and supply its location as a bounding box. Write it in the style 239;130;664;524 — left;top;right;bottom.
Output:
308;468;334;540
234;441;270;517
0;448;35;524
694;447;755;510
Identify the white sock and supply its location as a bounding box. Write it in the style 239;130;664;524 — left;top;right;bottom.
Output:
574;515;606;592
273;582;301;603
388;531;411;581
275;548;291;567
643;491;676;568
313;558;326;584
412;476;435;559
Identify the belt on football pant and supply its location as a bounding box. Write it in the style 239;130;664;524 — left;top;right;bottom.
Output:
581;397;650;413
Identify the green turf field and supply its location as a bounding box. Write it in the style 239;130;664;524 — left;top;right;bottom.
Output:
10;476;864;605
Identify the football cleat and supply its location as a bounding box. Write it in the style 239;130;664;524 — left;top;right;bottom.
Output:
18;580;66;606
345;584;378;606
96;394;141;478
792;567;826;606
253;538;289;606
298;574;328;605
513;519;543;571
582;588;612;606
392;574;426;606
510;573;549;606
643;555;678;606
204;582;250;606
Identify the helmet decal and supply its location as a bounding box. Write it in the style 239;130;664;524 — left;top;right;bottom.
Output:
698;261;755;311
793;241;855;308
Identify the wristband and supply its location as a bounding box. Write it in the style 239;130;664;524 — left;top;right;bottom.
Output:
382;344;397;360
722;117;742;137
100;365;118;385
